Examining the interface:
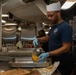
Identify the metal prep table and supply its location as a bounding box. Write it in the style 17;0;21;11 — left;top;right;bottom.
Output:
0;48;61;75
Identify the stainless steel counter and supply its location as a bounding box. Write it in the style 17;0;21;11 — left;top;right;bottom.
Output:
0;48;61;75
0;48;33;56
0;48;42;56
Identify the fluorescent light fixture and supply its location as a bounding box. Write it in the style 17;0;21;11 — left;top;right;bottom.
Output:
2;14;9;17
2;20;6;23
4;23;17;25
61;1;76;10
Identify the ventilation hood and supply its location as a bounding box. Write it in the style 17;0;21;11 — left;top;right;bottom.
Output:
2;0;47;22
2;0;76;23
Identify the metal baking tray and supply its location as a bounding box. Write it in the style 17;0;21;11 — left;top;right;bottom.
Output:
9;61;50;68
9;57;51;68
7;48;43;56
8;48;34;54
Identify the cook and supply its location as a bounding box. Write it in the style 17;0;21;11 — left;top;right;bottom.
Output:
33;1;74;75
37;29;49;52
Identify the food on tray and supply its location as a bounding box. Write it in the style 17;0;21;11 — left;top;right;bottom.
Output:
32;54;39;62
47;65;53;69
29;69;41;75
32;52;39;62
0;68;30;75
0;68;41;75
40;65;53;72
38;61;60;75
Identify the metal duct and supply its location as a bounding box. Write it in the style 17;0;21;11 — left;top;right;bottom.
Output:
10;0;47;22
2;0;26;13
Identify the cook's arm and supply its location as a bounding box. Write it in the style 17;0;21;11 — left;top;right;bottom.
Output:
38;35;49;43
49;42;71;56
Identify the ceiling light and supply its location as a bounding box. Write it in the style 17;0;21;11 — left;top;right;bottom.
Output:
49;27;51;29
45;31;49;34
18;26;21;31
2;14;9;17
42;22;45;25
2;20;6;23
61;1;76;10
4;23;17;25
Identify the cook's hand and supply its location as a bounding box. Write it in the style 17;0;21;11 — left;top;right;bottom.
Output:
38;52;50;62
33;37;38;47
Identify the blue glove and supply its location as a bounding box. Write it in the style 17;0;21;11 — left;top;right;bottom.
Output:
38;52;50;62
33;37;38;47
